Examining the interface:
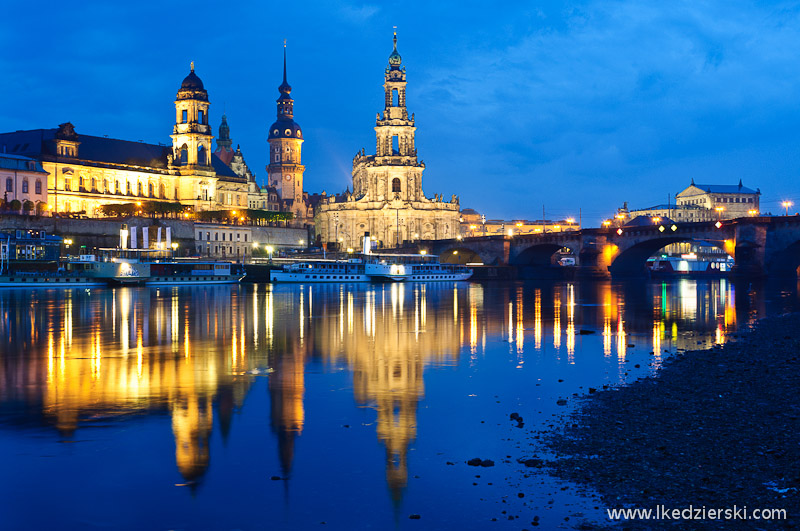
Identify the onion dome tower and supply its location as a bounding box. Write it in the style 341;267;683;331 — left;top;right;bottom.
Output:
171;62;213;168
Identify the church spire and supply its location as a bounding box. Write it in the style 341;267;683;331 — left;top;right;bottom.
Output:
279;41;291;95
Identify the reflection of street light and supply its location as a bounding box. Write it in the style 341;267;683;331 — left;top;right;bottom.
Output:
782;201;793;216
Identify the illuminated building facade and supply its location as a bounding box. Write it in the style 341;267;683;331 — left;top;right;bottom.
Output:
315;34;460;248
0;154;48;213
0;65;246;216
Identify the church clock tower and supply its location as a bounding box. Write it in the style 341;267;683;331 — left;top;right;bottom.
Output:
171;62;213;169
267;45;306;223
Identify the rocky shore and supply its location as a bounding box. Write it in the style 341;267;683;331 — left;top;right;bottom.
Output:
542;314;800;530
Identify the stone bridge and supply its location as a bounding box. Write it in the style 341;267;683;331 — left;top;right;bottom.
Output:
396;216;800;278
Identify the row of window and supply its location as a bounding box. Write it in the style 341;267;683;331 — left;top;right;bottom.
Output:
715;196;754;204
5;178;43;195
197;231;248;242
63;178;172;198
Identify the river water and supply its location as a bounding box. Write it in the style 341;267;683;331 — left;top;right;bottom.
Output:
0;278;798;530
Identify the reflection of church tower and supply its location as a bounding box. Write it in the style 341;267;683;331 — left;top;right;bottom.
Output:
269;350;306;478
267;45;306;224
172;393;214;484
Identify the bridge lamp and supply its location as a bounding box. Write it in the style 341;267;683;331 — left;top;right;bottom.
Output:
658;225;665;232
715;221;722;229
748;209;758;216
602;220;611;227
566;218;575;224
420;250;427;255
507;229;514;237
671;225;678;232
616;228;623;235
782;201;793;216
453;250;459;255
652;216;661;224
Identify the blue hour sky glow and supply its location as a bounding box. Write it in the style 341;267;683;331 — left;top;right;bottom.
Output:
2;0;800;222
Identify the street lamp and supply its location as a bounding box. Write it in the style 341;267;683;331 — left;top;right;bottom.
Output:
782;201;793;216
266;245;274;262
715;206;724;220
171;241;178;258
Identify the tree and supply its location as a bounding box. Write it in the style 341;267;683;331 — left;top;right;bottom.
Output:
22;200;34;214
9;199;21;212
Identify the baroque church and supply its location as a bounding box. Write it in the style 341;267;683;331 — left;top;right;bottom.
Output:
315;33;460;248
0;64;248;216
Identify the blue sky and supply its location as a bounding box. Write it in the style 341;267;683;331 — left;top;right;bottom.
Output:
2;0;799;223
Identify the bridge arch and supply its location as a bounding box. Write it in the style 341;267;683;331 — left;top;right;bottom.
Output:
438;246;484;265
608;236;731;276
767;239;800;276
510;243;577;267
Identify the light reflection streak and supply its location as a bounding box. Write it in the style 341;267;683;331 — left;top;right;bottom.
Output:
515;286;524;357
553;288;561;350
566;284;575;363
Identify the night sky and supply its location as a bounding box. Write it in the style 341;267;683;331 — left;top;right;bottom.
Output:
2;1;799;223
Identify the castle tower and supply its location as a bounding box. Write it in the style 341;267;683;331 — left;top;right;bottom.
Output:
171;62;214;169
267;45;306;223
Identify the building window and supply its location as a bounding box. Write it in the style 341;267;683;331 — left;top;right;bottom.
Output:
392;178;401;192
6;177;13;192
160;183;166;198
22;179;28;193
236;233;241;241
244;234;247;242
35;179;42;195
91;177;97;192
138;182;143;196
148;183;154;197
198;110;204;124
181;110;187;123
198;145;207;166
180;145;188;165
215;233;218;241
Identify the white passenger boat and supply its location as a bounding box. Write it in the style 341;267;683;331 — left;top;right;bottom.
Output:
380;253;473;281
270;257;409;283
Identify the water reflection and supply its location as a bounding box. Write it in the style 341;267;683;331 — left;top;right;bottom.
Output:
0;278;798;509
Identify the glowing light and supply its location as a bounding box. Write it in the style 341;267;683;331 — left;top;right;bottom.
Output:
658;225;665;232
420;250;427;255
715;221;722;229
566;218;575;224
782;201;793;215
652;216;661;223
671;224;678;231
616;228;623;235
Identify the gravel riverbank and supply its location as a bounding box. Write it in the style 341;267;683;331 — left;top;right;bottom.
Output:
542;314;800;530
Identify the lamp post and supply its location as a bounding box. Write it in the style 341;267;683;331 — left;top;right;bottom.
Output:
715;206;724;221
782;201;793;216
266;245;274;263
171;241;178;258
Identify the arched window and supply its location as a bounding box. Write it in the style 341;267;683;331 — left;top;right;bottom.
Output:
91;177;96;192
103;179;108;193
181;109;187;123
180;145;188;165
35;179;42;195
160;183;166;198
5;178;11;192
137;182;143;196
148;183;154;197
392;88;398;107
22;179;28;193
392;178;401;193
198;145;207;166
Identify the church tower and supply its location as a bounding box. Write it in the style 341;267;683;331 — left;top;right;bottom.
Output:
171;62;213;169
214;113;234;165
267;45;306;223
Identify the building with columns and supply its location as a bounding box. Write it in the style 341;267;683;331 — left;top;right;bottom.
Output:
0;64;245;216
267;47;313;226
315;33;460;249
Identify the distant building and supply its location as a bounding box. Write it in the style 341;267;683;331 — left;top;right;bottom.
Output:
0;154;49;214
315;33;460;249
459;208;579;237
623;180;760;224
0;64;246;216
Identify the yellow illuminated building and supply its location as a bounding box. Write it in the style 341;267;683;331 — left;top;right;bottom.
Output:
0;65;247;216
